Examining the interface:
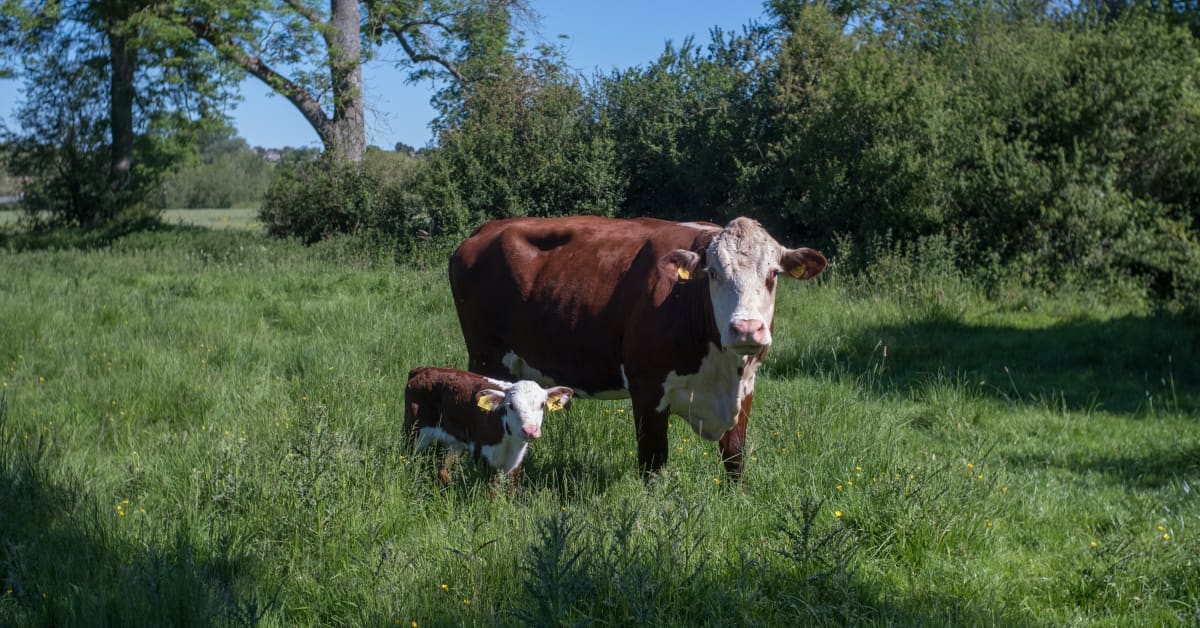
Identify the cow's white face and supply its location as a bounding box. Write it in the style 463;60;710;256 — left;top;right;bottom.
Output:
479;381;574;441
665;218;828;357
707;223;784;355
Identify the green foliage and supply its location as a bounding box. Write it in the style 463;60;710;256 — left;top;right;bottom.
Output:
585;2;1200;307
3;37;120;225
1;0;237;226
599;32;762;222
426;43;624;228
152;125;272;209
259;148;427;246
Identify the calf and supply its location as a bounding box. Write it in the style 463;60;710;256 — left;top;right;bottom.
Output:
402;366;574;484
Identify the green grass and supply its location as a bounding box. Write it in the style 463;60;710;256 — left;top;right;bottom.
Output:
159;208;263;231
0;226;1196;626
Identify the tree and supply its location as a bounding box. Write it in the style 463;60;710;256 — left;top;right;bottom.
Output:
178;0;528;163
1;0;233;224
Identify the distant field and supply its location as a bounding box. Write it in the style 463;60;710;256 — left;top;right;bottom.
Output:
0;208;262;231
160;208;262;230
0;227;1196;626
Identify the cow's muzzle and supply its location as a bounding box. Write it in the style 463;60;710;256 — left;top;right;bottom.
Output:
727;318;769;355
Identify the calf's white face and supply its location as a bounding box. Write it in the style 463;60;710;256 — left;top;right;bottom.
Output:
479;381;574;441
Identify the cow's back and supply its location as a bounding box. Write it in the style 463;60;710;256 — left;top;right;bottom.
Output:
449;216;717;396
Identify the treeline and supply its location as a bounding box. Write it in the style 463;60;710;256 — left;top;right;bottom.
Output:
263;0;1200;306
149;131;318;210
4;0;1198;306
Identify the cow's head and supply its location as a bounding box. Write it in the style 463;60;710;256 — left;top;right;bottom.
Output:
477;381;575;441
663;218;827;356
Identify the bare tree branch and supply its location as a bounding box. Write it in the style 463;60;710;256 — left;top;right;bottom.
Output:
388;21;469;85
183;16;331;140
282;0;324;27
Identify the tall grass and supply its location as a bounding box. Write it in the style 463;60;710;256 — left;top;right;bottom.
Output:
0;227;1196;626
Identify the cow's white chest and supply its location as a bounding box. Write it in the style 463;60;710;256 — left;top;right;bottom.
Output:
656;343;757;441
415;426;529;474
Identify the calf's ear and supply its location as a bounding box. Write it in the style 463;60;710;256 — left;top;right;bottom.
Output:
780;247;828;280
545;387;574;412
476;389;506;412
660;249;706;282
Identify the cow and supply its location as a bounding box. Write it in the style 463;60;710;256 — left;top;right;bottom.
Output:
402;366;574;484
448;216;827;479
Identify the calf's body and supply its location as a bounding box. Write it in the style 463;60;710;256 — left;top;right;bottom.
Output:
402;367;572;482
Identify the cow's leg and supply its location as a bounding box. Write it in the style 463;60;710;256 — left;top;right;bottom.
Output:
719;391;753;480
629;381;669;478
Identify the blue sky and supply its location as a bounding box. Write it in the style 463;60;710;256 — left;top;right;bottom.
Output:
0;1;769;150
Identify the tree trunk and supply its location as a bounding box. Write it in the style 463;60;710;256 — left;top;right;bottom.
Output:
326;0;366;162
108;25;136;196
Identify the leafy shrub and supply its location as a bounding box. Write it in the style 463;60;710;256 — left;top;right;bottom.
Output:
424;42;624;229
259;148;426;246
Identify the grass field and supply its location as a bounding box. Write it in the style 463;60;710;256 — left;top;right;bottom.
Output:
0;224;1196;626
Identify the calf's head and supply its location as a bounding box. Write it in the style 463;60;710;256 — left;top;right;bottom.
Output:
664;218;827;356
476;381;575;441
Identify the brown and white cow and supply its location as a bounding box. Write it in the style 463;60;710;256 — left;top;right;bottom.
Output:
448;216;827;478
403;366;574;483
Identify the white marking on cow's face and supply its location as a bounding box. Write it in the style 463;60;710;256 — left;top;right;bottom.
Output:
706;218;785;355
656;343;759;441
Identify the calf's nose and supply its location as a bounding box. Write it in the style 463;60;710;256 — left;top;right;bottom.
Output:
522;425;541;440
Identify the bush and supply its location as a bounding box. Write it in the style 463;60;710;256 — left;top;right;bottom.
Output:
424;43;624;229
259;149;426;246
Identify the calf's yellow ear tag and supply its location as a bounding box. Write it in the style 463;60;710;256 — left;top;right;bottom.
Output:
547;397;565;412
476;395;495;412
677;267;691;281
788;266;806;279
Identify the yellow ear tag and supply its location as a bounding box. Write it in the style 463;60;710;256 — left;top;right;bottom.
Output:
788;267;806;279
476;396;495;412
547;398;564;412
677;267;691;281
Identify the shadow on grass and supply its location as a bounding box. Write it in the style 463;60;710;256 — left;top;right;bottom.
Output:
769;313;1200;415
0;411;269;625
1007;444;1200;490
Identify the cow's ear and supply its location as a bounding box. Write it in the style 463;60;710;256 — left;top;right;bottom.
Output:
661;249;707;282
476;389;506;412
545;387;574;412
780;247;828;280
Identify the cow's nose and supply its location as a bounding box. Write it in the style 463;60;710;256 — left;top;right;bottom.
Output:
522;425;541;440
729;318;768;347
